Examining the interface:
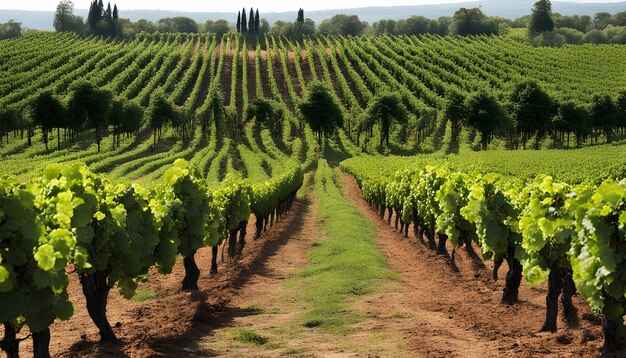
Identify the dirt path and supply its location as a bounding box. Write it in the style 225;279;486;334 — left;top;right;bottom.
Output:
337;169;605;358
195;190;322;356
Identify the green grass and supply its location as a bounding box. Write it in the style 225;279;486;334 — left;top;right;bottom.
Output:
297;159;397;333
230;329;269;345
390;311;409;319
131;289;158;302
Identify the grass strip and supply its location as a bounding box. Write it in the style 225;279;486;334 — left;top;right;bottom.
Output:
298;159;397;333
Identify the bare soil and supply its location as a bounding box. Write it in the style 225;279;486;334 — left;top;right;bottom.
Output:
258;50;272;99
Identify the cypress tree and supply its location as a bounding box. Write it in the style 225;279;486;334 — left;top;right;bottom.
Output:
297;8;304;23
255;9;260;33
236;11;241;33
529;0;555;35
87;1;96;29
241;7;247;32
104;2;112;22
112;4;118;20
248;7;254;34
98;0;104;18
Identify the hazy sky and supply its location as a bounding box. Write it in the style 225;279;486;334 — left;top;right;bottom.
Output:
1;0;623;12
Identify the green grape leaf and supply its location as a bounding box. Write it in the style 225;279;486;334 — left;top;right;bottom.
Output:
55;299;74;320
34;244;57;271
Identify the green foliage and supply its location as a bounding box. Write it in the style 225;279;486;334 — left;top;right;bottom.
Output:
509;80;553;148
212;174;251;239
0;178;74;333
517;176;585;283
449;7;499;36
341;150;626;331
568;180;626;319
250;166;303;219
299;81;343;146
0;20;22;40
164;159;219;255
246;98;284;137
464;91;506;150
529;0;555;36
359;93;408;147
147;90;176;133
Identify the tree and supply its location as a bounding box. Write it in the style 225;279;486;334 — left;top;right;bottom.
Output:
372;19;397;35
298;82;343;146
583;29;607;44
397;16;431;35
146;90;176;150
617;90;626;136
246;98;284;136
241;8;248;33
449;7;498;36
508;80;553;149
236;11;241;33
158;17;198;33
67;81;112;153
248;8;255;34
594;12;613;30
109;97;143;148
442;88;466;143
529;0;555;36
0;106;21;144
297;9;304;23
104;2;112;23
54;0;85;33
318;14;367;36
554;101;591;147
259;19;270;35
32;91;65;151
0;20;22;40
112;4;118;20
87;0;103;31
590;94;619;144
204;19;230;38
359;93;408;147
255;9;260;33
464;91;505;150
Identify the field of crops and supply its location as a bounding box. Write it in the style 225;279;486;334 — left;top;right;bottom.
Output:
0;31;625;357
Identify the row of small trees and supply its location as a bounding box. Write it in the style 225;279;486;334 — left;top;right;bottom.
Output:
443;83;626;150
54;0;121;37
86;0;121;37
0;82;192;154
236;7;261;34
294;79;626;152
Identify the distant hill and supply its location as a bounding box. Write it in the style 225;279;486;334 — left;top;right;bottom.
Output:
2;0;625;31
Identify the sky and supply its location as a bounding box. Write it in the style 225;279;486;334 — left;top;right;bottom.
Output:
1;0;623;12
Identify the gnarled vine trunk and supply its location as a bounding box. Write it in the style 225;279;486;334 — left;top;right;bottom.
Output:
1;323;19;358
238;221;248;255
79;271;116;341
211;246;218;274
228;228;239;257
255;216;264;239
436;233;448;256
602;316;626;353
501;248;522;305
33;329;50;358
182;254;200;290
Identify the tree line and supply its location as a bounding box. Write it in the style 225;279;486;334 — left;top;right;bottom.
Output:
437;83;626;151
291;79;626;152
42;0;626;44
0;82;198;155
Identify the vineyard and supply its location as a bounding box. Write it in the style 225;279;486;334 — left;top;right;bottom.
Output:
0;31;625;357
